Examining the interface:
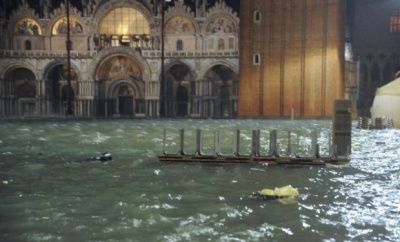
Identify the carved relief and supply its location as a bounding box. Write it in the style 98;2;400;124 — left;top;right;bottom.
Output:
13;18;42;35
97;56;142;82
52;17;84;35
165;16;195;35
206;17;235;34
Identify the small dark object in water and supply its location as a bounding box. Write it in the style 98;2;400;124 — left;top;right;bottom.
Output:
252;191;279;200
84;152;112;163
99;152;112;162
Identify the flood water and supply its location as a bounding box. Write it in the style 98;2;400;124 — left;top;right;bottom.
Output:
0;119;399;242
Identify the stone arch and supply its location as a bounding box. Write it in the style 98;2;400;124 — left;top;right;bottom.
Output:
107;79;142;99
195;61;238;118
43;60;80;114
161;60;195;117
1;65;37;116
91;48;148;117
3;67;36;95
198;60;238;80
43;60;81;82
106;79;142;117
162;60;196;94
0;61;38;80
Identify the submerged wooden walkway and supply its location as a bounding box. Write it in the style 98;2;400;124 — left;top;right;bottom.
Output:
158;154;349;166
158;129;350;166
158;100;352;167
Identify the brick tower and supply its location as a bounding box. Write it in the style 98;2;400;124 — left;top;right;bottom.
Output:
239;0;345;118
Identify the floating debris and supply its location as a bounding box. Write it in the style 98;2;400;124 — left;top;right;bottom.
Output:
252;185;299;200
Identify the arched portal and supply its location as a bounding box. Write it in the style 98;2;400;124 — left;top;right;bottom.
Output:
176;84;188;117
117;84;134;116
2;67;37;116
95;55;145;117
45;63;77;115
162;63;191;117
199;65;238;118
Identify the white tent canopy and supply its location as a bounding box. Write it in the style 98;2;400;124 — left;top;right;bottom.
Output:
370;77;400;128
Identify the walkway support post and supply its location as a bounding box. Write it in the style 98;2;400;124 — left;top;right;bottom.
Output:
310;131;318;157
233;130;240;156
214;130;220;155
251;130;260;156
332;99;352;157
195;129;202;155
269;130;279;157
287;131;291;156
179;129;185;155
162;129;167;155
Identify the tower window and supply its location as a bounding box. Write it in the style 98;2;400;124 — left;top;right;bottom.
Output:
390;10;400;33
254;10;262;23
253;53;261;65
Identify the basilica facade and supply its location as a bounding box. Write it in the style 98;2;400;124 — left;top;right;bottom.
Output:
0;0;239;118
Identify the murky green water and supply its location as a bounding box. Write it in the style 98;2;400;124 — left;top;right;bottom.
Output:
0;119;399;241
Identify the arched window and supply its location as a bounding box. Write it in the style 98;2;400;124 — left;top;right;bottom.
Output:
253;53;261;65
383;62;392;84
100;7;150;35
390;10;400;33
254;10;262;23
177;39;183;51
361;63;368;88
25;40;32;50
218;38;225;50
371;63;380;83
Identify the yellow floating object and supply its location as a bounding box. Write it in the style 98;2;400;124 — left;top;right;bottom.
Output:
274;185;299;197
259;188;275;196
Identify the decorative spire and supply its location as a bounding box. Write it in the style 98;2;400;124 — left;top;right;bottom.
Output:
195;0;206;18
39;0;51;18
81;0;94;17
